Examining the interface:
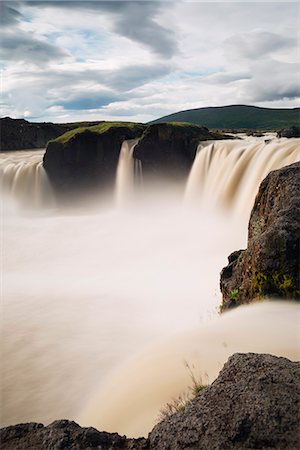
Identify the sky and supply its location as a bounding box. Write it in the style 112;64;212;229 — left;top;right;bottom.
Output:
1;0;299;123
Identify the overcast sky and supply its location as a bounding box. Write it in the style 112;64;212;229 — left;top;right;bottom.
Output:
1;0;299;123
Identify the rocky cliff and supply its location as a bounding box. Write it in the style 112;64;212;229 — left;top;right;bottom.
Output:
43;122;225;197
220;161;300;310
0;117;100;151
43;122;146;196
1;353;299;449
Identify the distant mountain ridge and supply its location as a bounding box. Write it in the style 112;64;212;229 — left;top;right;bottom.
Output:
151;105;300;130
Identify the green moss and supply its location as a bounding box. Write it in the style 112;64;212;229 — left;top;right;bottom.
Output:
251;217;266;239
229;288;239;303
52;121;146;145
252;271;299;298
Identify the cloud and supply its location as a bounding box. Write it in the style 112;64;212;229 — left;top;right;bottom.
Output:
224;31;297;60
24;1;178;58
0;2;23;27
0;30;69;64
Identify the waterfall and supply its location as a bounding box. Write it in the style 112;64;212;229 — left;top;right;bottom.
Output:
115;138;140;206
1;135;300;437
185;137;300;218
0;150;54;209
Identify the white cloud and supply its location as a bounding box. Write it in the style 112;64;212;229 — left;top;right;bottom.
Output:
1;1;299;122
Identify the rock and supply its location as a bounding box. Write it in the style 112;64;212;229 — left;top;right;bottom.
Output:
43;122;226;198
133;123;222;180
0;419;149;450
43;122;146;197
1;354;298;449
220;162;300;310
277;126;300;138
0;117;100;151
149;353;300;450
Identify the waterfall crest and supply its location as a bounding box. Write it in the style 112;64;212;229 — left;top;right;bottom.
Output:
0;150;54;209
185;138;300;218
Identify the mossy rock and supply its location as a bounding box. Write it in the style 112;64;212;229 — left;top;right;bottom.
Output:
220;162;300;311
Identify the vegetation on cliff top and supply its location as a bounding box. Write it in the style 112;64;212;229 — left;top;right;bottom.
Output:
51;121;227;147
53;121;147;145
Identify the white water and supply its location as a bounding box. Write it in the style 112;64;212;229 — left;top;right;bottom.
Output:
0;150;54;209
115;138;140;206
0;136;299;437
185;137;300;218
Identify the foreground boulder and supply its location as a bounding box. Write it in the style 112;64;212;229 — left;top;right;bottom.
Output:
150;353;300;450
0;420;148;450
220;162;300;310
1;354;299;449
0;117;100;151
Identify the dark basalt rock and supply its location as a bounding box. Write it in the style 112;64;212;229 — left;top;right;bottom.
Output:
43;122;224;198
220;162;300;310
0;117;100;151
149;353;300;450
277;126;300;138
0;420;149;450
133;123;221;180
43;123;146;197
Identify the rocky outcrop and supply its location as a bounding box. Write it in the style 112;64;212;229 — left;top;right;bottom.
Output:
43;122;225;197
2;354;298;449
277;126;300;138
149;353;300;450
220;162;300;310
0;420;149;450
0;117;100;151
43;123;146;196
133;123;222;180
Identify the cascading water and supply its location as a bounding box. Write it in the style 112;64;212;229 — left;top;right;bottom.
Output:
115;138;140;206
0;150;54;209
185;137;300;218
1;135;299;438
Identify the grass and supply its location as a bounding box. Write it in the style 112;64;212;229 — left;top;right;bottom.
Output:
158;361;209;421
53;121;146;144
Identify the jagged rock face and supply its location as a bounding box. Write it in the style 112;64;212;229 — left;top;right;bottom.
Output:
133;123;217;180
43;124;146;196
149;353;300;450
0;117;79;151
220;162;300;310
0;420;149;450
277;126;300;138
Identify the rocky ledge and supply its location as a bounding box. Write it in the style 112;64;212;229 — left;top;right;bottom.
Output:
220;161;300;310
1;353;299;450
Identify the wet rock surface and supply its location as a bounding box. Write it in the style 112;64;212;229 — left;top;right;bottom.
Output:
220;161;300;310
1;353;299;450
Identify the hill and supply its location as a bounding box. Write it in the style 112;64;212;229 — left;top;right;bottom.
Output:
151;105;300;130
